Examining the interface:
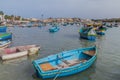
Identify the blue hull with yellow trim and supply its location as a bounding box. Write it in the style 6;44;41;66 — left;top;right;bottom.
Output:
32;46;97;79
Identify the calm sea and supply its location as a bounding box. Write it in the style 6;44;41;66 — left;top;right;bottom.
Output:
0;25;120;80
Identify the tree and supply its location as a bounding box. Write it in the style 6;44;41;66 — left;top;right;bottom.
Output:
4;15;11;20
15;16;21;20
0;11;4;15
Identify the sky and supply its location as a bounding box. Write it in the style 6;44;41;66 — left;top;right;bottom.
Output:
0;0;120;19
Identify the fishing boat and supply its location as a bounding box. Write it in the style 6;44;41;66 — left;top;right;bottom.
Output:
113;23;119;27
33;46;97;79
0;45;40;60
95;26;107;35
0;40;11;48
0;26;7;33
79;27;96;41
0;33;12;41
106;23;112;28
62;23;67;26
27;22;33;27
49;27;60;32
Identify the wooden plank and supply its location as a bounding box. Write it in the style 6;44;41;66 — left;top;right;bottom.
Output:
83;50;95;56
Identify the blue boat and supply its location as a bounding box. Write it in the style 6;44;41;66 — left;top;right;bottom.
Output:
33;46;97;79
49;27;60;32
62;23;67;26
79;27;96;41
27;22;33;27
0;26;7;33
0;33;12;41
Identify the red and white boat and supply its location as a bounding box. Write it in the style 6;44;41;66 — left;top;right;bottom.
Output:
0;45;40;60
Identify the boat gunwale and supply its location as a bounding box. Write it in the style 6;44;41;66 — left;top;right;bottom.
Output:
40;56;96;77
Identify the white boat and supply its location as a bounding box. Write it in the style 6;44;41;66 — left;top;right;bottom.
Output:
0;45;40;60
0;40;11;49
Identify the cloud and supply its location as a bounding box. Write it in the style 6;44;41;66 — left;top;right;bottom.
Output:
0;0;120;19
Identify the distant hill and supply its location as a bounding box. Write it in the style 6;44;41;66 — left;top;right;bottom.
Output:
92;18;120;22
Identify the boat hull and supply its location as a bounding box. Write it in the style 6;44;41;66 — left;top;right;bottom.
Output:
1;51;28;60
80;33;96;41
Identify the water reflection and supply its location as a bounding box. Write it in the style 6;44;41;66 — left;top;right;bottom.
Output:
79;38;96;48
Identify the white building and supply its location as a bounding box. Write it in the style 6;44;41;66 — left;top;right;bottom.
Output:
0;14;5;21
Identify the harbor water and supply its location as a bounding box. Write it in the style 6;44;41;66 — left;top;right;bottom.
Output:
0;25;120;80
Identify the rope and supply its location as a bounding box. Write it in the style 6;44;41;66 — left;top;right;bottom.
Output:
53;53;64;80
53;69;62;80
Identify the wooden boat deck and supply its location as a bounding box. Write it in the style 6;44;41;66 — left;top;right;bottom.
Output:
39;49;96;72
40;63;57;71
39;58;88;72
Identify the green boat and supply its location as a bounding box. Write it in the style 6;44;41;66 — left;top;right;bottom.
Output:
0;33;12;41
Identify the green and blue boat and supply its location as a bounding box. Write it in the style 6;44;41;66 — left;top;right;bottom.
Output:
0;33;12;41
95;26;107;35
79;27;97;41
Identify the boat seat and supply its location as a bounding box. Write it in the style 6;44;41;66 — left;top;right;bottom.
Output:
83;50;95;56
57;62;69;68
79;59;87;63
54;65;62;69
62;59;80;66
62;59;87;66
